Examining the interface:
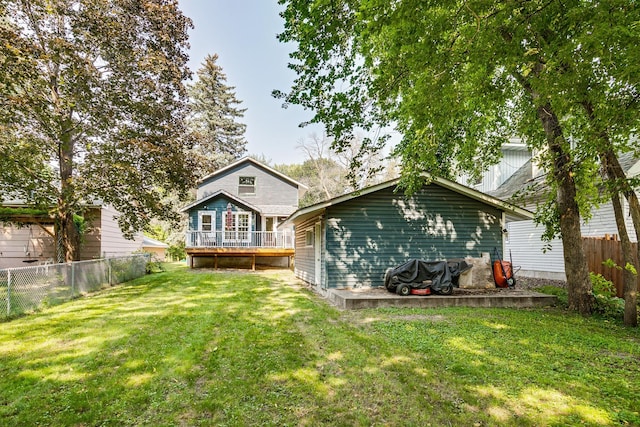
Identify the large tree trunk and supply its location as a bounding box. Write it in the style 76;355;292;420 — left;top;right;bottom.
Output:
58;126;80;262
581;100;637;325
536;103;594;315
510;64;594;315
602;150;639;326
609;191;637;326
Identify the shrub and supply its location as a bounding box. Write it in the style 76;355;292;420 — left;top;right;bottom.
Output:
590;272;625;320
145;256;165;274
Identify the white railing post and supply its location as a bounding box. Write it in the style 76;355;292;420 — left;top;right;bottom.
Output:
185;230;294;249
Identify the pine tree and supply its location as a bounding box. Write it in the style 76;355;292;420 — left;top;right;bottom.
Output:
188;54;247;177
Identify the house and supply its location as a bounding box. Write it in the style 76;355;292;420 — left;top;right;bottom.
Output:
142;236;169;261
0;202;143;269
457;140;533;193
491;152;640;280
181;157;307;269
282;176;532;290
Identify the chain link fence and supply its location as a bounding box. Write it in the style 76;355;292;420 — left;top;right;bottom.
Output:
0;254;149;319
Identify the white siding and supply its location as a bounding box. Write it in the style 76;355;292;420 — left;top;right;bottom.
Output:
505;221;566;280
580;201;637;241
506;199;639;280
459;146;531;193
99;205;143;257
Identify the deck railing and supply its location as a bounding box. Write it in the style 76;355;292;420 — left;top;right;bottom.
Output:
185;230;294;249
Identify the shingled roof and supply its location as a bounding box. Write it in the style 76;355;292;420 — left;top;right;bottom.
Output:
488;152;640;209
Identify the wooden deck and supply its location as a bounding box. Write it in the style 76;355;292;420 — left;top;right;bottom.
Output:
186;247;295;270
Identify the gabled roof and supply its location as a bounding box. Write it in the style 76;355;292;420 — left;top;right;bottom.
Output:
142;236;169;248
180;189;262;213
197;157;308;190
283;175;533;226
489;151;640;204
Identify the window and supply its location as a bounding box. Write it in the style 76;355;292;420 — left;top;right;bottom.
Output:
305;228;314;247
238;176;256;195
196;211;216;246
198;211;214;232
223;211;251;242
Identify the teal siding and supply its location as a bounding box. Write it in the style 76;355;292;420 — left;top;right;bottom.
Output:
188;196;260;231
324;184;503;288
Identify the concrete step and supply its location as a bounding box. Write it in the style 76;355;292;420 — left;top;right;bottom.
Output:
328;288;558;310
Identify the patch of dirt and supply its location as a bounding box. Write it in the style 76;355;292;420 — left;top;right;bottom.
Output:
514;276;567;291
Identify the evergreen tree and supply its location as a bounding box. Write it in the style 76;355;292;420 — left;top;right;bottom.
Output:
188;54;247;177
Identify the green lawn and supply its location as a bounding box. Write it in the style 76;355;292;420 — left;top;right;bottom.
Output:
1;264;639;426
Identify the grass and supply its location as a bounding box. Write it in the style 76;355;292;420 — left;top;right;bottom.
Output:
1;263;639;426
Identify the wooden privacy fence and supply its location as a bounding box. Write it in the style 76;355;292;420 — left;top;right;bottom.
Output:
583;236;639;298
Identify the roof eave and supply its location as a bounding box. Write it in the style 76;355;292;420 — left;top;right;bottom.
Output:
283;175;534;225
198;157;308;190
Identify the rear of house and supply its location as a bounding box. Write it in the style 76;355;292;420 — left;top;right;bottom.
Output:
183;157;306;269
286;178;532;290
0;204;143;268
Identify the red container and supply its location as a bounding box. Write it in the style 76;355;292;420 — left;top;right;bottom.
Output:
493;260;513;288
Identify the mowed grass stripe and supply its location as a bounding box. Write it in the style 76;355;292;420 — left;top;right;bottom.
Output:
0;263;639;426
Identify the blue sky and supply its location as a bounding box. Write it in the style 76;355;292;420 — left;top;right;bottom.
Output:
178;0;323;164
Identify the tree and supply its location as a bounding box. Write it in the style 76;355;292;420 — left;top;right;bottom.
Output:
275;133;394;206
187;54;247;178
0;0;195;261
276;0;640;316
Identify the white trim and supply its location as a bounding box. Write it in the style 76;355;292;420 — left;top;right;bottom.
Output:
197;157;308;190
181;189;262;213
238;175;256;196
222;211;252;242
198;210;215;232
304;227;314;247
314;222;322;286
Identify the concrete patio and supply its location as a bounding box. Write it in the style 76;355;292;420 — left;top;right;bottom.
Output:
326;287;558;310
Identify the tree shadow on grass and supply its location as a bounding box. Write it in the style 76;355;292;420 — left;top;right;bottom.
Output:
0;267;638;426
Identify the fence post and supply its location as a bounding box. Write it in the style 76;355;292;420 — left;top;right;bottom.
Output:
71;262;75;297
108;258;112;285
7;270;11;316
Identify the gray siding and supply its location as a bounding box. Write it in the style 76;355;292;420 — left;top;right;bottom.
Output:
323;185;504;288
198;163;299;209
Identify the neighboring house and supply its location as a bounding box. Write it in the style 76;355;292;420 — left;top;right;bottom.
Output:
282;176;532;290
181;157;307;269
489;152;640;280
0;203;143;269
457;140;533;193
142;236;169;261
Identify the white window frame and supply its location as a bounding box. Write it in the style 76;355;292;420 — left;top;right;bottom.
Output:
238;176;256;195
198;210;215;232
305;228;314;247
222;211;252;242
